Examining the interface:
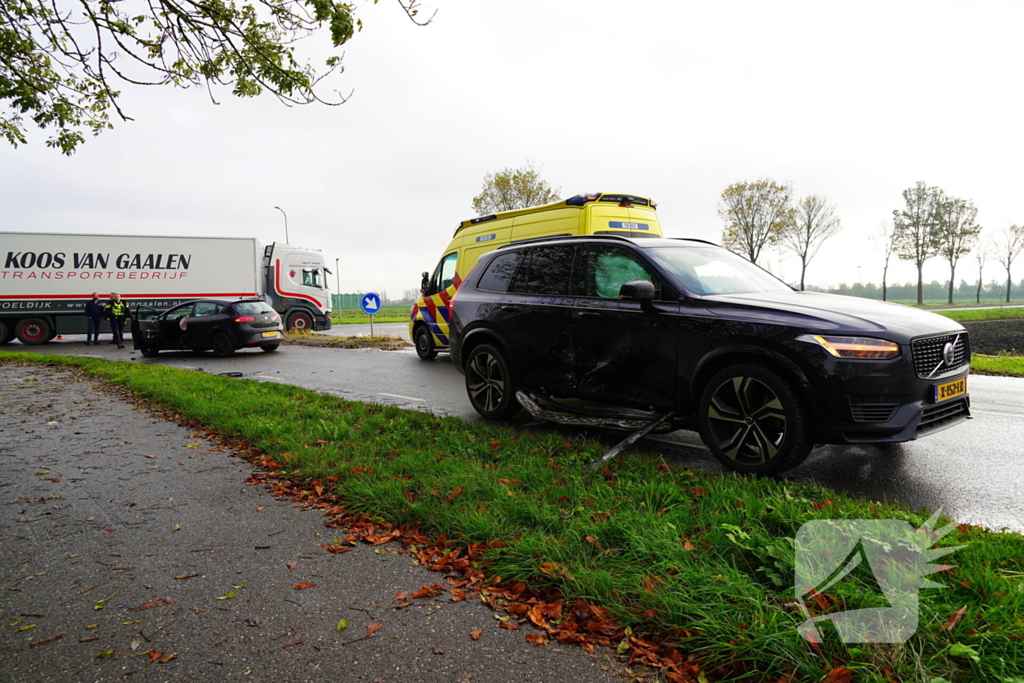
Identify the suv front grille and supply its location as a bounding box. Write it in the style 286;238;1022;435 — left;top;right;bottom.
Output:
918;398;970;433
911;333;970;378
849;395;901;423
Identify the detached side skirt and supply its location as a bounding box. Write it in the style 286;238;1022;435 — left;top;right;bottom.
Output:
514;391;674;471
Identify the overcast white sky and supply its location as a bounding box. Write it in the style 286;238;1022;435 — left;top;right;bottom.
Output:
2;0;1022;299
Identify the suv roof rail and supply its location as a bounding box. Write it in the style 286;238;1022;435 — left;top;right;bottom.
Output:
495;233;639;250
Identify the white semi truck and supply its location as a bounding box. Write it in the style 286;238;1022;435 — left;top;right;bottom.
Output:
0;232;332;345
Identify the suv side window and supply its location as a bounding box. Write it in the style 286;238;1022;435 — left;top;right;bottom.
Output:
585;246;660;299
477;252;524;293
510;245;576;296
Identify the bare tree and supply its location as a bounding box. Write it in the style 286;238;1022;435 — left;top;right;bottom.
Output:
973;235;988;304
894;181;944;305
935;197;981;304
992;224;1024;303
471;161;561;215
717;179;795;265
781;195;842;290
874;219;899;302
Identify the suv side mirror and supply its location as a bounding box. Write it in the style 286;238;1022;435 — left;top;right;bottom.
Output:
619;280;655;301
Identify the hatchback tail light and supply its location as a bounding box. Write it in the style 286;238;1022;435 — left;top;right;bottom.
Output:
235;316;256;323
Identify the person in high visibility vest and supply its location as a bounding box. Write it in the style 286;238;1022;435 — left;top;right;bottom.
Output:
105;292;131;349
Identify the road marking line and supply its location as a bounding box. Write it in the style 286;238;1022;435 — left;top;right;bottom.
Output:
255;375;284;381
971;409;1024;418
378;393;425;402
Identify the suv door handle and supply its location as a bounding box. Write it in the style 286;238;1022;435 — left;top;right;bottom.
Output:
574;311;600;319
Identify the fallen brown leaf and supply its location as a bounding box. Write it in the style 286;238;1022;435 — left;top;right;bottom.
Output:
366;622;383;637
292;583;316;590
469;629;483;641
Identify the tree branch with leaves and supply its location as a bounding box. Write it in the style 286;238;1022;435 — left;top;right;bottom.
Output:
471;161;560;216
992;223;1024;303
1;0;433;154
717;179;794;266
893;181;944;305
935;196;981;304
780;194;842;291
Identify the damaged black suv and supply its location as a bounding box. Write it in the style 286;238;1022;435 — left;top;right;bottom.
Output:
448;235;971;474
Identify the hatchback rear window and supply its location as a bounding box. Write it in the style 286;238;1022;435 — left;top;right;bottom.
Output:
234;302;275;316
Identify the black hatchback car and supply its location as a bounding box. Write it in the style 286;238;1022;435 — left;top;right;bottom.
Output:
131;298;284;357
448;235;971;474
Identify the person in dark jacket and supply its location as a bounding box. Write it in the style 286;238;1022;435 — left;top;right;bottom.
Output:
84;292;106;345
105;292;131;349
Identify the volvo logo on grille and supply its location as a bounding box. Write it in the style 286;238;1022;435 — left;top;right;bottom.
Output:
942;342;956;366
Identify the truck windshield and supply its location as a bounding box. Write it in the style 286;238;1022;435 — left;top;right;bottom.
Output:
645;246;793;296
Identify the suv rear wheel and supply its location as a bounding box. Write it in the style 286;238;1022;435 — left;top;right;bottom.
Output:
698;364;811;475
465;344;520;419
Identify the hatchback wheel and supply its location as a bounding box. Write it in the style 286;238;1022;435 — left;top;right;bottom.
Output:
212;333;235;357
261;344;280;352
465;344;520;419
140;348;160;358
698;364;811;475
414;325;438;360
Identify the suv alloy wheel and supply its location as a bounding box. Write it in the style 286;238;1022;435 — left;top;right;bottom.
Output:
465;344;520;418
698;364;812;474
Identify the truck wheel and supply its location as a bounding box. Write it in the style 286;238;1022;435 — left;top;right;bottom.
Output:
212;333;235;357
0;321;12;345
414;325;438;360
287;312;313;332
698;363;811;475
15;318;52;346
465;344;521;419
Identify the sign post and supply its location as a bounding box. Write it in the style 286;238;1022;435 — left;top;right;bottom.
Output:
360;293;382;337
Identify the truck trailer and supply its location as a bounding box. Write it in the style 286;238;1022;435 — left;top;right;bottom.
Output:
0;232;332;345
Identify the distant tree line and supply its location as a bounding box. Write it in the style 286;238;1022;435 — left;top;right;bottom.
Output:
807;279;1024;303
718;178;1024;305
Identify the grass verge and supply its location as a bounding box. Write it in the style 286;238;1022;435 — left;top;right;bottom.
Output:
3;352;1021;683
333;306;410;324
970;354;1024;377
937;308;1024;323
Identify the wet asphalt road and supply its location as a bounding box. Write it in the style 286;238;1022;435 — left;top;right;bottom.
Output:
6;336;1024;533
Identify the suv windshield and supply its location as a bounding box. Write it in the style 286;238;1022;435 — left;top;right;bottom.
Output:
645;246;792;296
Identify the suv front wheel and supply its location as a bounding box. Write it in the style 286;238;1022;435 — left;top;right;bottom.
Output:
698;363;811;475
465;344;520;419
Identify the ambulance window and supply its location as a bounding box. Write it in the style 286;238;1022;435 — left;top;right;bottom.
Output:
477;252;523;293
511;245;576;296
302;268;322;288
585;246;660;299
432;253;459;293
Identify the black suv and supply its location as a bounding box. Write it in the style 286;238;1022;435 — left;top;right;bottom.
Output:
448;235;971;474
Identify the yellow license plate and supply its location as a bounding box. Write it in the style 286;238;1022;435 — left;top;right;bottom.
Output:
261;331;278;338
934;378;967;402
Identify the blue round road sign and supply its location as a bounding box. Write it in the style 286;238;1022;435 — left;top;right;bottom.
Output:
360;293;382;315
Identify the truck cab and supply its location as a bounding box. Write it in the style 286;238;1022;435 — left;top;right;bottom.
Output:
264;243;333;332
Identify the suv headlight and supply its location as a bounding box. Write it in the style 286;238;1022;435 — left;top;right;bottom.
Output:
797;334;900;360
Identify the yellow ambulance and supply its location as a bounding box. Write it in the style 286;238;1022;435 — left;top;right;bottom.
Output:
410;192;663;359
